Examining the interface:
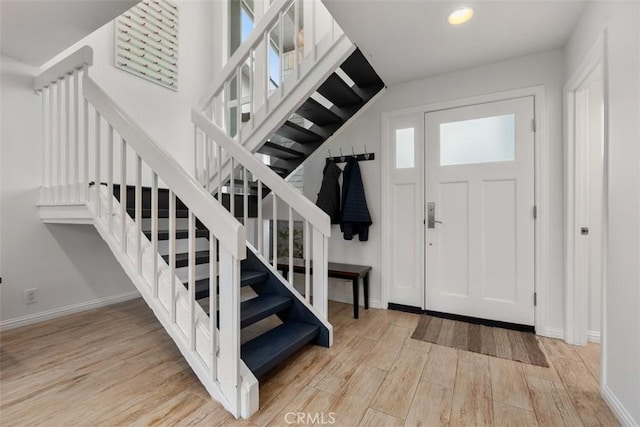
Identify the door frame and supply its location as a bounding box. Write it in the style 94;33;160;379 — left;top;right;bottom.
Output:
381;85;549;335
563;33;608;349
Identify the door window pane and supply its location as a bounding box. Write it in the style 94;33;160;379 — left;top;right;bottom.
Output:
396;127;415;169
440;114;515;166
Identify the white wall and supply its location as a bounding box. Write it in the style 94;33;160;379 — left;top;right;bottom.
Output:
587;80;603;340
566;2;640;424
303;50;566;329
0;56;136;325
42;0;217;172
0;1;220;326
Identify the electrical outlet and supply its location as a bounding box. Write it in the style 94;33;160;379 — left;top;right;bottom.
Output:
25;288;38;304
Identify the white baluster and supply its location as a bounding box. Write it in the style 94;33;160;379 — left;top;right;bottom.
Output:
272;195;278;268
94;111;101;216
304;220;310;303
74;70;80;201
120;139;127;252
169;191;177;323
56;81;61;201
107;125;114;234
152;172;159;298
135;155;142;274
294;0;300;79
236;66;242;142
209;231;217;380
288;206;294;286
243;166;248;227
188;211;196;350
64;73;70;201
230;157;236;218
83;98;89;201
312;228;328;319
257;181;263;255
41;87;48;202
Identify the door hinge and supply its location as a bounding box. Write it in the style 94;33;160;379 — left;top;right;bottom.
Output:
533;205;537;219
532;118;537;132
534;292;537;306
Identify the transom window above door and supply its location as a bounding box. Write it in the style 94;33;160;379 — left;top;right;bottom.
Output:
440;114;515;166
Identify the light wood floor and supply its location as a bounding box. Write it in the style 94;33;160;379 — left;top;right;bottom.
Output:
0;298;618;426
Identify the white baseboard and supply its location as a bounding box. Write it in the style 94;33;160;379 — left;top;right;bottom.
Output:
0;291;141;331
328;293;383;310
588;330;601;343
541;327;565;339
602;385;639;427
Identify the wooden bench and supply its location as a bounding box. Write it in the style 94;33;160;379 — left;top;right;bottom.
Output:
277;259;371;319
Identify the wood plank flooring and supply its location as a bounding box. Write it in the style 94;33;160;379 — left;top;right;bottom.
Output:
0;299;619;426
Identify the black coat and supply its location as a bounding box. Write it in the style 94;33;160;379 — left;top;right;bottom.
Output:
315;160;342;224
340;157;372;241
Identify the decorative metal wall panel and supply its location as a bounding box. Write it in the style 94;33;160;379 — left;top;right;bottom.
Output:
115;0;179;91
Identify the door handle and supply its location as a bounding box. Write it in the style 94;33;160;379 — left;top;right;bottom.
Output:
427;202;443;228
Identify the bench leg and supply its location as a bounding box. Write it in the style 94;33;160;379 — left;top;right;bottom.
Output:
363;274;369;310
352;278;359;319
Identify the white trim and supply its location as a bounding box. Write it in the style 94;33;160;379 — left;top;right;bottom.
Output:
564;34;605;346
328;294;384;310
542;327;565;340
38;202;93;224
587;330;601;343
0;290;141;331
602;385;639;427
381;85;548;336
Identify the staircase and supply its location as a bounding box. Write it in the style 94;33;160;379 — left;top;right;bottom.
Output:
115;183;330;379
33;0;383;420
255;48;384;180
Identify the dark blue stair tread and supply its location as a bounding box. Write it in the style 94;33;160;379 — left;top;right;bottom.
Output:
296;98;343;126
317;73;363;108
340;48;385;89
241;270;269;287
162;251;209;268
184;270;269;300
240;294;292;328
144;229;210;240
241;321;320;378
275;121;322;144
257;142;305;160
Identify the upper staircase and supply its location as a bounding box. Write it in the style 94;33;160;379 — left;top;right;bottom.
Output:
33;0;383;420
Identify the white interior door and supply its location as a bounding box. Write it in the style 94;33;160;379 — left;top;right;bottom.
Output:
425;97;535;325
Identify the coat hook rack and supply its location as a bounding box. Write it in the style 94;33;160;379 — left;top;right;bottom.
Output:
326;146;376;164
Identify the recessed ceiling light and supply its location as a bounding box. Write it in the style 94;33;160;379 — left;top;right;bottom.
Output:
448;7;474;25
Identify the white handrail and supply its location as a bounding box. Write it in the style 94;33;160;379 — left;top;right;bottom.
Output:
192;109;331;237
197;0;292;111
85;77;246;260
34;46;93;91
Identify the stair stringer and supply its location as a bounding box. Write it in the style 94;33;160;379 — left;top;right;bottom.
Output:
75;186;258;418
204;34;356;189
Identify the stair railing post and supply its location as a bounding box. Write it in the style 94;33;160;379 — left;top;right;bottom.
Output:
218;247;241;416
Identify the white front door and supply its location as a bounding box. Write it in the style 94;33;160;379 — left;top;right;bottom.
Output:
425;97;535;326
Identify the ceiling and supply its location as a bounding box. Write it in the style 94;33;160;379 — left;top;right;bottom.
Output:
0;0;138;66
323;0;587;85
